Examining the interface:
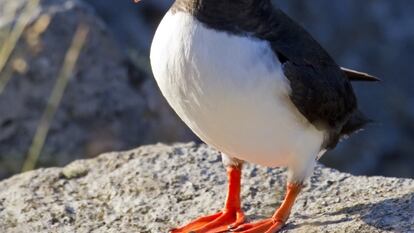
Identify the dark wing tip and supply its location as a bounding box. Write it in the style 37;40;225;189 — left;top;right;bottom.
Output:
340;110;372;136
341;67;381;82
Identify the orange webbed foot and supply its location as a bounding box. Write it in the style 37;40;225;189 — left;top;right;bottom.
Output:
230;218;284;233
171;166;245;233
231;182;302;233
170;209;245;233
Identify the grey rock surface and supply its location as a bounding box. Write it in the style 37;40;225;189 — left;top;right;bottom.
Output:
0;0;194;179
0;143;413;233
1;0;413;181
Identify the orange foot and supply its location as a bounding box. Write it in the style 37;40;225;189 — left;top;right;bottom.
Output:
232;183;302;233
171;166;245;233
231;218;284;233
170;209;245;233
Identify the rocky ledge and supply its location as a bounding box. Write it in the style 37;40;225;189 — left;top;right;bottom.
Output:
0;143;413;233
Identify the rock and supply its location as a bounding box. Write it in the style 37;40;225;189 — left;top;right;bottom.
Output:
82;0;171;52
0;0;194;179
1;0;413;182
0;143;413;233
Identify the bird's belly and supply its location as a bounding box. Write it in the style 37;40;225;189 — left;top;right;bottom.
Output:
150;11;324;167
178;95;323;167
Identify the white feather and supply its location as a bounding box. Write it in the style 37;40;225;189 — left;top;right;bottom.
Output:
150;11;325;182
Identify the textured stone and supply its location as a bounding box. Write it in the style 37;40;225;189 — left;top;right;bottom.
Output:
0;143;413;233
1;0;414;181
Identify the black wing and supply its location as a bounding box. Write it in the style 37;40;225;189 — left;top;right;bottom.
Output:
264;9;364;148
280;58;357;130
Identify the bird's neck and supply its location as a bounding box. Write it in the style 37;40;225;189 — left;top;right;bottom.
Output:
172;0;275;35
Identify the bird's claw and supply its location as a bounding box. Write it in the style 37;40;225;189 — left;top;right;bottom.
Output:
170;209;245;233
230;218;285;233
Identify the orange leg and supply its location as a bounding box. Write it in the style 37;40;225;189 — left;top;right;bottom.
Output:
170;166;245;233
232;183;302;233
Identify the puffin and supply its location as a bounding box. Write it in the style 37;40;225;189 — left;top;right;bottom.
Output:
140;0;378;232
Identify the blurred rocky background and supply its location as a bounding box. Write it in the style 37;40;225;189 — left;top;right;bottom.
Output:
0;0;413;180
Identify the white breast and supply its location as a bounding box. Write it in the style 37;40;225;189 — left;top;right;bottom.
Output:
150;11;325;168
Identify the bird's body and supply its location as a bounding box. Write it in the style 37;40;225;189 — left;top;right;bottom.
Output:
147;0;376;232
151;11;323;172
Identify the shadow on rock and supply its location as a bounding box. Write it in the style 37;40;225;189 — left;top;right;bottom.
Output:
284;192;414;232
328;192;414;232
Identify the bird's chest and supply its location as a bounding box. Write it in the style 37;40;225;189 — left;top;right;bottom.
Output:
150;11;323;166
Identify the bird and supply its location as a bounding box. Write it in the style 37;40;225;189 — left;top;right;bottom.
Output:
144;0;378;232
